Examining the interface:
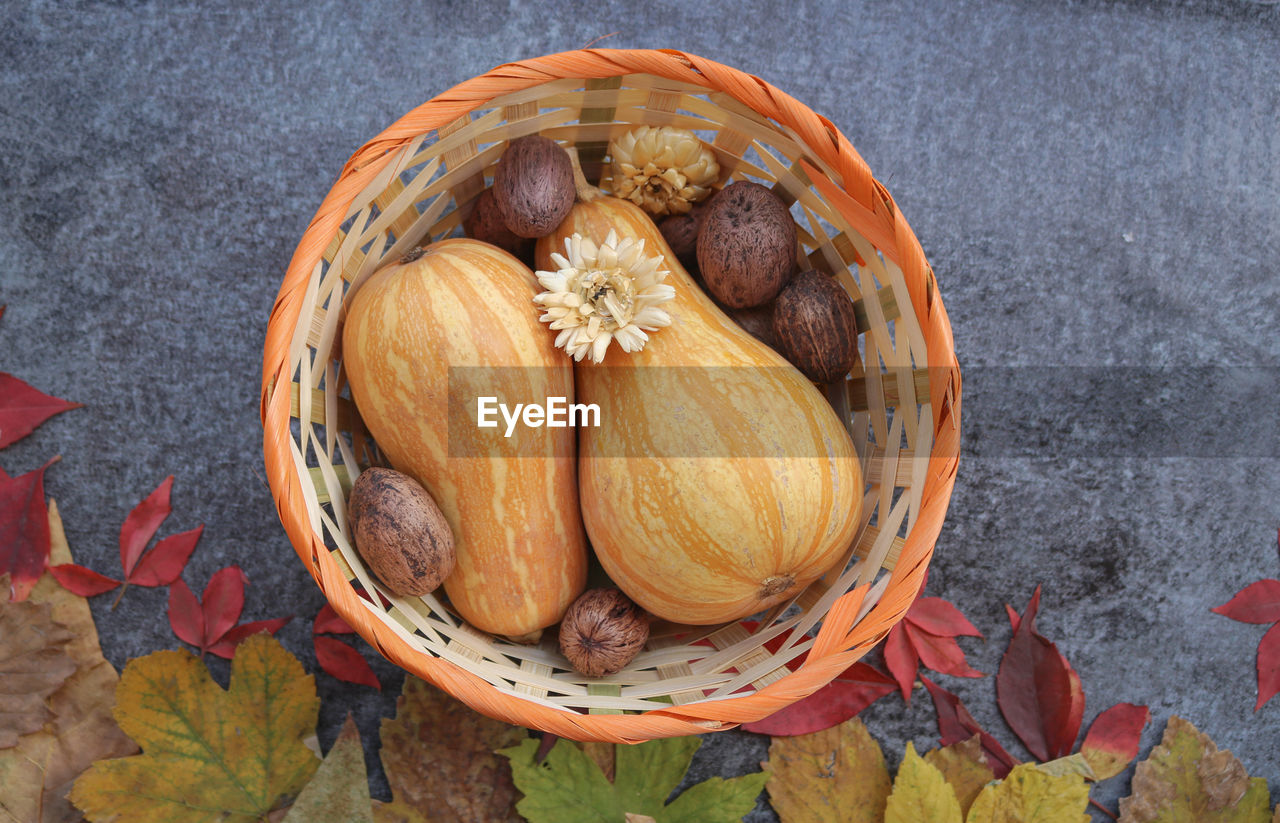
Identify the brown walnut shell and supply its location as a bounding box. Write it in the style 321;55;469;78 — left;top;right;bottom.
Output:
463;188;535;265
696;181;797;308
727;302;780;351
658;200;709;271
558;588;650;677
347;467;455;597
492;135;575;239
772;270;860;382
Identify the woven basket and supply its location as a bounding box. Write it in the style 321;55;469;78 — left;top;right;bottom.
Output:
260;48;960;743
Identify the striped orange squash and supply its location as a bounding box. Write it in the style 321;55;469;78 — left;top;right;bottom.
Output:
537;196;863;625
342;239;587;638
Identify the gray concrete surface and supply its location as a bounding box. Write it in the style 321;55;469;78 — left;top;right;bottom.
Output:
2;0;1278;819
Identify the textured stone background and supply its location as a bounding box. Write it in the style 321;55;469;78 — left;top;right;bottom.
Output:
3;0;1278;819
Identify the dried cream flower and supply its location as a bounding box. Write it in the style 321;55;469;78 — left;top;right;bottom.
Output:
533;230;675;363
608;126;719;217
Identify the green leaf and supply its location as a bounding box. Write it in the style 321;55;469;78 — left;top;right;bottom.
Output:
282;715;373;823
70;634;320;822
500;736;766;823
885;742;963;823
1117;716;1271;822
966;763;1089;823
764;716;892;823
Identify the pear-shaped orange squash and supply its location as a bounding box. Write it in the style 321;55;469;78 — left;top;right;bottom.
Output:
537;197;862;625
343;239;587;637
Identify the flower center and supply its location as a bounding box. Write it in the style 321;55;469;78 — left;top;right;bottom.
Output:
576;267;637;328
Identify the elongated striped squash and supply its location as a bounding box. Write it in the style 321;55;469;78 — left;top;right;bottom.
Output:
342;239;587;637
536;196;863;625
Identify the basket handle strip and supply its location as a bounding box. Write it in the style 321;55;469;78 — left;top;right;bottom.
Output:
261;48;960;741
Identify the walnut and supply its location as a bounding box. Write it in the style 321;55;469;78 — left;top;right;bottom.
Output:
347;467;455;597
772;270;860;382
608;126;719;217
557;588;649;677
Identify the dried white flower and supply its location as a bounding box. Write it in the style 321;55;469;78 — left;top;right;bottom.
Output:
533;230;675;363
608;126;719;217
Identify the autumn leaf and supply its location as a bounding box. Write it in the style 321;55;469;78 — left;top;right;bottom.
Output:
1081;703;1151;780
924;735;996;815
996;586;1084;762
0;575;76;748
922;675;1017;778
1117;715;1272;822
1212;579;1280;710
0;499;138;823
884;741;963;823
764;716;891;823
741;662;896;736
312;605;380;690
966;762;1090;822
50;476;202;602
0;456;57;601
281;715;373;823
69;634;320;822
167;566;291;659
502;735;767;823
0;373;82;450
1213;580;1280;624
884;591;984;702
373;675;524;823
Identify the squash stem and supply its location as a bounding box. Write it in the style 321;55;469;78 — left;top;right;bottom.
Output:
566;147;604;203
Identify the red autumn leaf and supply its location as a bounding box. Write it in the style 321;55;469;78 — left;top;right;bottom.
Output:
313;602;355;635
206;617;293;660
905;622;984;679
128;525;203;586
1080;702;1151;779
740;662;896;735
120;476;173;577
314;635;381;690
0;373;83;449
882;593;984;703
167;578;205;649
905;597;983;638
1254;621;1280;711
49;563;121;597
1211;579;1280;625
921;675;1018;778
202;566;247;644
50;476;202;601
883;621;918;701
996;586;1085;762
168;568;292;659
0;457;57;601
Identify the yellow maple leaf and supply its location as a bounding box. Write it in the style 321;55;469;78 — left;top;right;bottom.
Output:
966;762;1089;823
764;717;891;823
885;742;963;823
69;633;319;822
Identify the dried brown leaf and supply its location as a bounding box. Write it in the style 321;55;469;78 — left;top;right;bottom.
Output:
0;500;137;823
372;676;524;823
0;576;76;748
1118;716;1271;822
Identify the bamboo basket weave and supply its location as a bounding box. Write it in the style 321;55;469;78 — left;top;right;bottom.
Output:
260;48;960;742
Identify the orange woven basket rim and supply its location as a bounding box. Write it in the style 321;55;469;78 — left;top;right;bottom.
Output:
260;47;962;742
